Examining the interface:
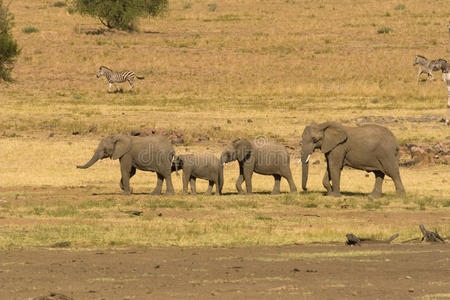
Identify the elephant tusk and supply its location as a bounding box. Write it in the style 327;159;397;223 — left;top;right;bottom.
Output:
297;159;302;165
305;154;311;164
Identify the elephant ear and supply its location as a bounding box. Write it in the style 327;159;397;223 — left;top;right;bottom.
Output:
234;139;252;161
321;125;347;154
112;135;132;160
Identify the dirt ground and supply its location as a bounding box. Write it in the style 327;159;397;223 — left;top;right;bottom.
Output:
0;244;449;300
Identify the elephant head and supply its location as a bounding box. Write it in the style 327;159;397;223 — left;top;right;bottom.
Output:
301;122;347;191
220;138;253;165
77;135;132;169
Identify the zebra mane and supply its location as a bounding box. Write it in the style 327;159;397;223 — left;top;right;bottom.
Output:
100;65;112;71
416;55;427;59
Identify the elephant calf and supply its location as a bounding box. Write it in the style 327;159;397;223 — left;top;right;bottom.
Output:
172;154;223;195
301;121;405;197
220;138;297;194
77;134;175;195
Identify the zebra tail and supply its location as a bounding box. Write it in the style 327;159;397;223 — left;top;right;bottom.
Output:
136;76;145;80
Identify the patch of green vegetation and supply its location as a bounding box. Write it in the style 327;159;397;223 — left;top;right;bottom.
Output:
183;2;191;9
377;26;393;34
394;4;406;10
203;14;240;22
52;1;66;7
22;26;40;34
208;3;217;12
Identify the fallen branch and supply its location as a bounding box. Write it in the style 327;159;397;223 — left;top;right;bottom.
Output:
419;224;445;243
345;233;399;246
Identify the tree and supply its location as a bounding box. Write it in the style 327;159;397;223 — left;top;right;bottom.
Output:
0;0;20;82
69;0;168;32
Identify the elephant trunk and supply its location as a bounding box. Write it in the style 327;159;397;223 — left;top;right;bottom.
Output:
77;152;100;169
301;154;311;191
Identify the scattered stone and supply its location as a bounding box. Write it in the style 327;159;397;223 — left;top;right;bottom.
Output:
405;275;412;279
48;132;54;138
33;292;73;300
227;119;232;124
88;125;97;133
292;268;300;272
50;241;71;248
213;126;221;131
247;119;253;123
72;131;80;135
119;209;143;216
408;288;414;293
154;265;160;269
157;213;162;217
306;269;317;273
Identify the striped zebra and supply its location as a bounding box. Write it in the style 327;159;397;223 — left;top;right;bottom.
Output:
413;55;449;81
96;66;144;92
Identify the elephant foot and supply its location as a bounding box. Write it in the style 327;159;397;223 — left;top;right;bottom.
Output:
271;191;280;195
122;188;133;195
165;190;175;196
368;192;382;199
326;192;341;197
150;189;162;195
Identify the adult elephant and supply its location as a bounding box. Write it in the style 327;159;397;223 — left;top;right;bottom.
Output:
300;122;405;197
220;138;297;194
77;134;175;195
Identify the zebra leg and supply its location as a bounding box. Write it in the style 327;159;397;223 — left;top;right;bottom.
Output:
128;79;134;92
108;82;112;92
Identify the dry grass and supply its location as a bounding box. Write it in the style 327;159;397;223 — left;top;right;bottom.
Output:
0;0;449;249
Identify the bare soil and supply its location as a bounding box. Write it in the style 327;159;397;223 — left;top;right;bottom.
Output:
1;244;449;300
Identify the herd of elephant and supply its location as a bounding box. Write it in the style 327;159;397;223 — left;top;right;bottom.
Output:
77;122;406;198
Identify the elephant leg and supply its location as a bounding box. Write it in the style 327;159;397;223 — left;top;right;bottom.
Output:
327;155;343;197
190;177;197;195
235;163;245;194
243;167;253;194
235;175;244;194
205;180;214;195
120;163;133;195
283;169;297;193
272;174;281;195
382;162;406;195
164;173;175;195
150;173;164;195
369;171;385;198
182;171;190;194
322;170;332;194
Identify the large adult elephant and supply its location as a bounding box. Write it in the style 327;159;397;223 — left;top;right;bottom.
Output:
300;122;405;197
77;134;175;195
220;138;297;194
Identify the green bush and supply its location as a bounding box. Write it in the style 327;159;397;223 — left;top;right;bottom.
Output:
53;1;67;8
0;0;20;81
22;26;40;33
394;4;406;10
69;0;168;32
377;26;393;34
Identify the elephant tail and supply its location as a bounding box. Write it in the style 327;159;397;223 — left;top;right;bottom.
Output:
218;163;224;195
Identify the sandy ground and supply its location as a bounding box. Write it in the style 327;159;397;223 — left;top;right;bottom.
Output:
0;244;449;300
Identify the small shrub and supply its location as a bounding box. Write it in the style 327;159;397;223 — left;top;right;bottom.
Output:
394;4;406;10
22;26;40;33
0;0;20;81
377;26;392;34
68;0;168;32
385;12;391;17
208;3;217;11
52;1;66;7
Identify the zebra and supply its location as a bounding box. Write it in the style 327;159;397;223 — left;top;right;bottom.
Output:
96;66;144;92
432;58;450;81
413;55;449;81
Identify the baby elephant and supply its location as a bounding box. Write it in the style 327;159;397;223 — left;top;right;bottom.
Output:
172;154;223;195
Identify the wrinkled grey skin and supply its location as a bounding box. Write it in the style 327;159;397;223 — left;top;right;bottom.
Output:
172;154;223;195
220;139;297;194
77;135;175;195
301;122;405;197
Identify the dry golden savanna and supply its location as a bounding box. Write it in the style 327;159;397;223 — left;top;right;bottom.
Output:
0;0;449;250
